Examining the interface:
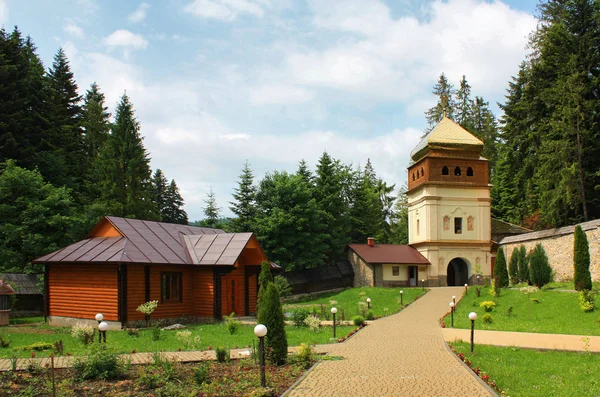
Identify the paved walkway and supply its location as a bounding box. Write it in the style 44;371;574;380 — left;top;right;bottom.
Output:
443;328;600;352
286;287;493;397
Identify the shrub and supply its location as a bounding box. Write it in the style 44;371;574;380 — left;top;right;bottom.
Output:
0;335;11;348
126;328;140;337
358;301;368;316
257;261;273;313
574;225;593;291
215;346;230;363
365;310;374;320
73;345;123;380
529;244;553;287
136;368;163;390
479;301;496;312
475;287;481;298
304;315;321;333
578;290;596;312
223;312;241;335
493;247;509;287
152;327;161;341
53;340;64;355
136;300;159;327
520;285;539;295
257;283;288;366
291;307;310;327
289;343;314;369
193;363;211;385
509;248;519;284
488;281;497;297
176;330;200;349
352;315;365;327
482;313;493;324
13;342;53;351
71;322;95;345
518;245;529;284
273;275;292;298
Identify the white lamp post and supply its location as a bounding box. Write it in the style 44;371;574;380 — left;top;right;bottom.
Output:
399;290;404;306
468;312;478;352
95;313;104;343
98;321;108;343
464;283;468;294
366;298;371;310
331;307;338;338
452;295;456;305
449;302;455;327
421;279;425;291
254;324;268;387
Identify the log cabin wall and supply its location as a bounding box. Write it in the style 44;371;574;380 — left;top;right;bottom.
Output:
192;268;214;317
247;272;258;314
126;264;146;321
48;263;119;321
146;265;194;319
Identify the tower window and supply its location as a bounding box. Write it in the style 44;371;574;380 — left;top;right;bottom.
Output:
454;218;462;234
421;167;424;177
417;219;420;235
412;172;415;181
442;166;449;175
454;167;461;176
467;167;473;177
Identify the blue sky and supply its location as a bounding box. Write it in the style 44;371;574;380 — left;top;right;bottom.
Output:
1;0;539;221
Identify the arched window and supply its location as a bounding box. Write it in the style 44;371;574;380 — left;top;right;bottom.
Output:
454;167;461;176
442;166;449;175
467;167;473;177
412;172;415;181
421;167;424;177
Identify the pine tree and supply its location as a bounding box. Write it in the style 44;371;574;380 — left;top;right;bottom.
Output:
229;161;256;232
349;164;385;243
81;82;110;159
424;73;456;131
508;248;520;285
471;96;499;174
296;159;313;185
389;184;409;244
518;245;529;284
164;180;188;224
151;169;169;218
203;187;221;228
493;247;509;288
529;243;553;288
455;75;474;131
573;225;592;290
257;260;273;313
257;283;288;365
95;93;158;220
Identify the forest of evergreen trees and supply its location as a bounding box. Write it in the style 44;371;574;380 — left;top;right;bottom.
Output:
2;0;600;273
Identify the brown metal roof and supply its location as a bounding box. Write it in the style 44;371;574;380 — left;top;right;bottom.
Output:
348;244;430;265
184;233;253;266
0;273;40;295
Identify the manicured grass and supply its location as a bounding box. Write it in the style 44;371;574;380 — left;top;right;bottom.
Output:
283;286;425;320
450;341;600;397
9;316;44;325
445;286;600;335
0;322;356;358
543;281;600;290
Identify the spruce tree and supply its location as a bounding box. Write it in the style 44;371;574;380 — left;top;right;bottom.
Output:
455;75;474;131
424;73;456;131
164;180;188;224
493;247;509;287
529;243;553;288
349;164;385;243
573;225;592;290
518;245;529;284
229;161;256;232
151;169;169;219
257;283;287;365
257;260;273;314
508;248;519;285
95;93;158;220
203;187;220;228
296;159;313;185
81;82;110;159
389;184;409;244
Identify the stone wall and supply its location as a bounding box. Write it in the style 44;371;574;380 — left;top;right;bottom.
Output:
348;251;374;287
499;219;600;282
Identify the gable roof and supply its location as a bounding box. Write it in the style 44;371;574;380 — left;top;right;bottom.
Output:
0;273;41;295
184;233;255;266
411;117;484;162
348;244;430;265
491;218;531;236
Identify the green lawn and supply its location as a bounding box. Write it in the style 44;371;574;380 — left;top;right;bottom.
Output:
444;286;600;335
0;322;356;358
450;342;600;397
283;286;425;320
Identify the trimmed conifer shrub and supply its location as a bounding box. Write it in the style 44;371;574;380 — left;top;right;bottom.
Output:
573;225;592;291
257;283;288;365
493;247;509;287
257;261;273;313
518;245;529;284
529;243;553;288
508;248;519;284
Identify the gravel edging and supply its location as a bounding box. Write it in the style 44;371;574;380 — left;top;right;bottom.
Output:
444;340;499;397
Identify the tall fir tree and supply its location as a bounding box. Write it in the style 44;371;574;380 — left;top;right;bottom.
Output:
164;180;188;224
94;93;158;220
508;248;520;285
455;75;474;131
389;184;409;244
257;283;288;365
151;169;169;219
349;162;385;243
296;159;313;185
424;73;456;132
529;243;553;288
202;187;221;228
573;225;592;290
518;245;529;284
229;161;256;232
471;96;499;174
493;247;509;287
81;82;110;159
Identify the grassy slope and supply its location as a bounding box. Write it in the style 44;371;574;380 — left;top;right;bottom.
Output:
446;286;600;335
451;341;600;397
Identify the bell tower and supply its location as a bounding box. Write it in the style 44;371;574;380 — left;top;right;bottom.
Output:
407;117;492;286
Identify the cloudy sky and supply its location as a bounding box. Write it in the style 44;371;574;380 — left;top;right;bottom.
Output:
1;0;538;221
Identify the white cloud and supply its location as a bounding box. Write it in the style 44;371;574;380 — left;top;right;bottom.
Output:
249;84;314;105
0;0;7;24
104;30;148;58
63;20;84;38
184;0;266;21
128;3;150;24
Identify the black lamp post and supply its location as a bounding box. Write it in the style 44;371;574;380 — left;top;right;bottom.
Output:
331;307;337;338
366;298;371;310
254;324;268;387
449;302;455;328
399;290;403;306
421;279;425;291
464;283;468;294
468;312;477;352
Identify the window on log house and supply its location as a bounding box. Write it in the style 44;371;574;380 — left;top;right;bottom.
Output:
161;272;183;302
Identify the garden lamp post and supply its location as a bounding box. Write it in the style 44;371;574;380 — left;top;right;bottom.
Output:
399;290;403;306
254;324;268;387
421;279;425;291
366;298;371;310
99;321;108;343
477;275;480;285
464;283;468;294
452;295;456;306
449;302;455;328
468;312;478;352
331;307;337;338
95;313;104;343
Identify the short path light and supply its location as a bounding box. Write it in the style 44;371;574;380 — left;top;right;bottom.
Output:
254;324;268;387
399;290;403;306
421;279;425;291
452;295;456;306
366;298;371;310
99;321;108;343
477;275;480;285
449;302;455;327
464;283;468;294
95;313;104;343
331;307;337;338
468;312;478;352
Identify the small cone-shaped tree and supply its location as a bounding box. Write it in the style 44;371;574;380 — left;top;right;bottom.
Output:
257;283;288;365
494;247;509;287
257;261;273;314
508;248;519;284
518;245;529;284
573;225;592;291
529;244;553;288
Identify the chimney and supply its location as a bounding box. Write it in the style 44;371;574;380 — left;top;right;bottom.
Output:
367;237;375;247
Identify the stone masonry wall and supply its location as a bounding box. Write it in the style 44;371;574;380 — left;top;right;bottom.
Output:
499;222;600;282
348;251;374;287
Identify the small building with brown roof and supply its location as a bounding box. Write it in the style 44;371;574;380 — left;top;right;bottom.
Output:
34;216;274;328
348;238;431;288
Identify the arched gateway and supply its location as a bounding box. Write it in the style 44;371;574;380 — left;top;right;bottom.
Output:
446;258;469;286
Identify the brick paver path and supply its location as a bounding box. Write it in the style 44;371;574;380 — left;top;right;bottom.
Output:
287;287;493;397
